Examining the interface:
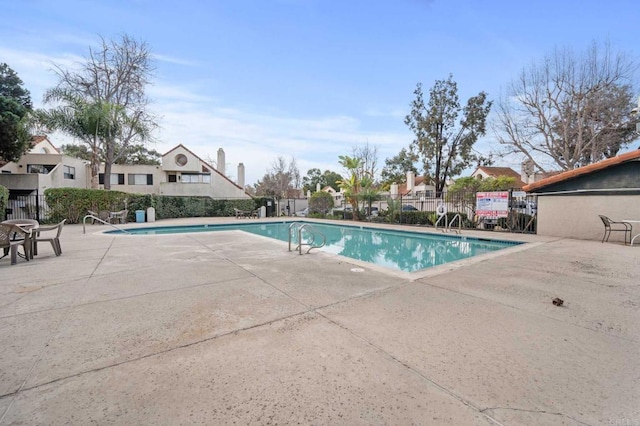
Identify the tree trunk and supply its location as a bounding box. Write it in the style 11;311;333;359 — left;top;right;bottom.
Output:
90;147;100;189
104;144;114;190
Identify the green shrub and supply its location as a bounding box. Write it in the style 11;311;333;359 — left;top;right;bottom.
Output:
329;211;352;220
309;191;334;214
385;210;469;227
44;188;258;224
0;185;8;219
127;195;255;220
497;213;536;232
45;188;129;224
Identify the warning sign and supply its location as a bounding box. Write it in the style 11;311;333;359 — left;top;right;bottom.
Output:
476;191;509;219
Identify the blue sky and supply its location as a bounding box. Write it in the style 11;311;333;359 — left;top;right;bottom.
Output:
2;0;638;185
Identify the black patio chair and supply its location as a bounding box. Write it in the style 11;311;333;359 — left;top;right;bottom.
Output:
598;215;631;245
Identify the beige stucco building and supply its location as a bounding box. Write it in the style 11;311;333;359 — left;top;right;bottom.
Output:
0;137;250;200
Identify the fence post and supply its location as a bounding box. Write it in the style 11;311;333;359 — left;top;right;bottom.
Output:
35;190;41;222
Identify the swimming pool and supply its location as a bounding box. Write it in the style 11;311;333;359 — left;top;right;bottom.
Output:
107;221;522;273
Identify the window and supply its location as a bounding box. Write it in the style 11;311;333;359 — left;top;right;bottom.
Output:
168;174;177;183
98;173;125;185
181;173;199;183
175;154;188;166
128;174;153;185
27;164;55;174
180;173;211;183
63;165;75;179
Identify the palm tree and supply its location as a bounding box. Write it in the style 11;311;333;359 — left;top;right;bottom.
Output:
358;174;381;217
38;88;112;188
337;155;364;221
39;89;152;189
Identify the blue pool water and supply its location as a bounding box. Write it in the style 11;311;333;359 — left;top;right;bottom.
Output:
107;222;522;273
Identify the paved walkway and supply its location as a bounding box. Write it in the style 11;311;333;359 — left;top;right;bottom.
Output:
1;218;638;425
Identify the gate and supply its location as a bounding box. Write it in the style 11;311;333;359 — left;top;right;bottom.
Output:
4;194;51;222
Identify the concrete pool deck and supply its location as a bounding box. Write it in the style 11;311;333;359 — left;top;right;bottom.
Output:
0;217;638;425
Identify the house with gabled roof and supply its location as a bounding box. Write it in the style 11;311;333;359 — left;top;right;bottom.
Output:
0;136;91;196
523;149;640;242
471;166;526;188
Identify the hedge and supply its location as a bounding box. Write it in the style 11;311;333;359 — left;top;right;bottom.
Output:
0;185;8;220
45;188;130;224
44;188;259;224
126;194;256;220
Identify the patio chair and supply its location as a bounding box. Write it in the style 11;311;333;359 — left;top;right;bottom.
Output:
234;208;250;219
0;223;33;265
110;209;128;224
598;215;631;245
87;210;110;224
33;219;66;256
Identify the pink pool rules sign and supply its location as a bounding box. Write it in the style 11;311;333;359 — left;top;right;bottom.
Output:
476;191;509;219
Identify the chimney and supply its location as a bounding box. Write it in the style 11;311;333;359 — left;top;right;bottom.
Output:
406;171;415;192
521;160;534;184
237;163;245;188
217;148;226;176
390;183;398;199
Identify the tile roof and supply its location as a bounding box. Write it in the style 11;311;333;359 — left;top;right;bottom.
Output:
398;176;427;195
473;166;526;188
30;135;60;153
523;149;640;192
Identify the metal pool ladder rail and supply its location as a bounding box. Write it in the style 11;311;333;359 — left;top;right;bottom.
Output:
435;213;462;234
82;214;132;234
288;222;326;254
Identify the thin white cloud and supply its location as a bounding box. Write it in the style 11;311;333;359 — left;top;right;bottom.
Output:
148;95;411;185
363;107;407;119
4;45;411;185
0;47;86;104
152;53;198;67
147;83;214;103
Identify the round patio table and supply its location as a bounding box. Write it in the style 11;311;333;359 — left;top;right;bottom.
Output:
623;220;640;246
1;219;39;259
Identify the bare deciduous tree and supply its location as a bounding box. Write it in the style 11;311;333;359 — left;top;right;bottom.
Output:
494;41;639;173
254;156;300;198
45;34;157;189
351;142;379;182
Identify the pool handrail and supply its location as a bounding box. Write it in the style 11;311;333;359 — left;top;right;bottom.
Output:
288;222;326;254
83;214;132;235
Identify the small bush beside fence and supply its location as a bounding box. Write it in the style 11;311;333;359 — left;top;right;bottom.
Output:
45;188;130;224
0;185;8;219
127;194;256;221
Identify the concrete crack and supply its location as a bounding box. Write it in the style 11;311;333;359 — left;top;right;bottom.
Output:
480;406;592;425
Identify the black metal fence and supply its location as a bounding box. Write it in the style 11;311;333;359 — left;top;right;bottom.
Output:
4;194;52;223
331;190;538;234
3;191;537;233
